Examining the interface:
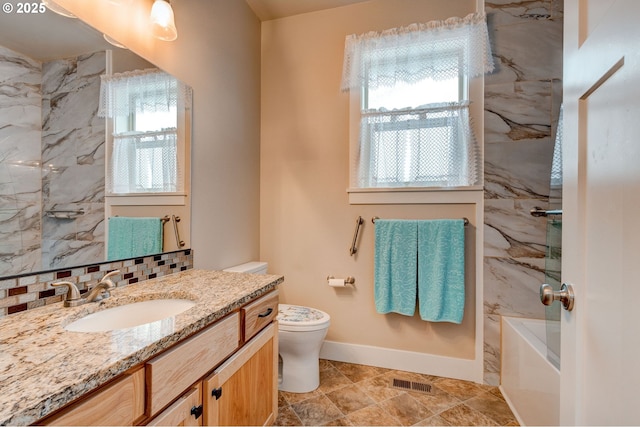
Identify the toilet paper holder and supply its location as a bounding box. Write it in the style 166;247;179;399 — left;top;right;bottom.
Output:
326;276;356;286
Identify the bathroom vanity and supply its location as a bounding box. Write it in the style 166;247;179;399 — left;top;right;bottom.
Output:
0;269;282;426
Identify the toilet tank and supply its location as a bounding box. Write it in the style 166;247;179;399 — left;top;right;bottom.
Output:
223;261;268;275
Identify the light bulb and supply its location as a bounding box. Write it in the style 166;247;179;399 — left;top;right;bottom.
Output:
150;0;177;41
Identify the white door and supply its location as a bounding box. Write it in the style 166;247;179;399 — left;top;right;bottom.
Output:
562;0;640;424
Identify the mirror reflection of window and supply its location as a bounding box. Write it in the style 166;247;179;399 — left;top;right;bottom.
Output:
99;68;188;194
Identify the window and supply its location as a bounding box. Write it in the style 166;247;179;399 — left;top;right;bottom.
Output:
341;13;494;191
99;69;189;195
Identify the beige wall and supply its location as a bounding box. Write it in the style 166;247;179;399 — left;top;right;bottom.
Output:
57;0;262;270
260;0;482;371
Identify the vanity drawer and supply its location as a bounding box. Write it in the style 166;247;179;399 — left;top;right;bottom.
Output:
41;367;145;426
147;383;202;426
146;312;239;416
242;290;278;342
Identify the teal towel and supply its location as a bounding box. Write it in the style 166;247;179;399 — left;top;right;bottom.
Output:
417;219;465;323
107;217;163;260
374;220;418;316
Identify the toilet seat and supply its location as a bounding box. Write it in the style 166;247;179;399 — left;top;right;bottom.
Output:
277;304;330;332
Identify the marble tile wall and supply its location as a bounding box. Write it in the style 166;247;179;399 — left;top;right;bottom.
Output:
41;51;106;270
0;46;43;276
0;46;106;277
483;0;563;385
0;249;193;317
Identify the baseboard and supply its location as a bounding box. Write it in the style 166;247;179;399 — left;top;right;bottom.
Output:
319;340;483;383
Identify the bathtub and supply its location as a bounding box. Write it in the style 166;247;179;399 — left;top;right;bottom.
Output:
500;317;560;426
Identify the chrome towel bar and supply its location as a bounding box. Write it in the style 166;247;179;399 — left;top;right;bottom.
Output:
371;216;469;226
530;207;563;217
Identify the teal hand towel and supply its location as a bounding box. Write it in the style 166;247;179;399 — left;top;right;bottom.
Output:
374;220;418;316
417;219;465;323
107;217;163;260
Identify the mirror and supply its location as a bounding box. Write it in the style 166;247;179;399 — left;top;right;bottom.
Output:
0;7;191;278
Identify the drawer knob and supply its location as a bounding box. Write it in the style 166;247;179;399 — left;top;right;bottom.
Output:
258;308;273;318
190;404;203;419
211;387;223;400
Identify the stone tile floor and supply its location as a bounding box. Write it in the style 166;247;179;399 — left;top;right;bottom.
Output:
275;360;519;426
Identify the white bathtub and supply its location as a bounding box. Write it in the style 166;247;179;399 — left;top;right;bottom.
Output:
500;317;560;426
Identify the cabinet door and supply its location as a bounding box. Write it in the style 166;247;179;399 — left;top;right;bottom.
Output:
203;322;277;426
147;383;202;427
41;367;145;426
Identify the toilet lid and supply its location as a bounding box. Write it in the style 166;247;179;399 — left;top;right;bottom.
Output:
277;304;330;332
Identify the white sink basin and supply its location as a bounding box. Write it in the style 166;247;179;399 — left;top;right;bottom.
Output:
65;299;196;332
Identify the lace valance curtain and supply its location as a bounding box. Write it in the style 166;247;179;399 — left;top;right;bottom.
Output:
98;68;190;118
341;12;494;91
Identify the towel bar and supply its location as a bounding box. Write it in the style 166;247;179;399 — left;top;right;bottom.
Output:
372;217;469;226
172;215;186;247
350;216;364;256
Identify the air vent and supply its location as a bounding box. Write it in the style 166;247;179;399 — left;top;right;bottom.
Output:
391;378;432;394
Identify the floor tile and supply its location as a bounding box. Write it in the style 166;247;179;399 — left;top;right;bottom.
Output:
325;384;376;415
378;393;434;426
438;403;501;426
331;360;389;382
290;394;344;426
408;385;462;415
318;366;354;394
346;404;402;426
465;391;519;426
433;377;487;401
275;359;518;426
275;405;302;426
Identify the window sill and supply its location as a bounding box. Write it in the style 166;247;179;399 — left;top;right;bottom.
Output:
106;193;187;206
347;186;484;204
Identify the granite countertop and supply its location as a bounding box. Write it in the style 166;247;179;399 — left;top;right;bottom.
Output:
0;269;283;426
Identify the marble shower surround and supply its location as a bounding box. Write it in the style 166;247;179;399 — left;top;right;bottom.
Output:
41;51;106;271
483;0;563;385
0;45;43;277
0;46;106;277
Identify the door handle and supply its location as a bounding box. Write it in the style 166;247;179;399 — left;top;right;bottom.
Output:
540;283;575;311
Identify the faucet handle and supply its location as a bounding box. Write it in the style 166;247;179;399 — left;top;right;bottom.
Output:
100;270;120;288
51;281;82;305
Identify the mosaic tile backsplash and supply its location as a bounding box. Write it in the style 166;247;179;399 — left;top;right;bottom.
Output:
0;249;193;317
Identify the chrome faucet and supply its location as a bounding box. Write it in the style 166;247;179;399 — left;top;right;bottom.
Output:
52;270;120;308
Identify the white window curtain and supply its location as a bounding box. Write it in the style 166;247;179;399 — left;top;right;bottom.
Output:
110;130;178;193
98;68;187;118
341;13;494;188
99;68;189;194
360;101;478;187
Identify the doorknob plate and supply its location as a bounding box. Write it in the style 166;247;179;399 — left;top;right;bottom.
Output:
540;283;575;311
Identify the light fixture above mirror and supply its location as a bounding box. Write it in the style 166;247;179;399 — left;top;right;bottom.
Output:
41;0;76;18
150;0;178;41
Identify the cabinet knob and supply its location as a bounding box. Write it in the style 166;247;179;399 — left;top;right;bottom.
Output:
190;404;203;419
211;387;223;400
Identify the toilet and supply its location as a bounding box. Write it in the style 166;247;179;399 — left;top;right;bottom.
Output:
277;304;330;393
223;261;331;393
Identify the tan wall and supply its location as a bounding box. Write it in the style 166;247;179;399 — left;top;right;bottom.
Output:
57;0;262;270
260;0;480;360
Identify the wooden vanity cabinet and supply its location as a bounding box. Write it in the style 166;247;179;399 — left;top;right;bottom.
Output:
39;367;145;426
203;322;278;426
37;290;279;427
